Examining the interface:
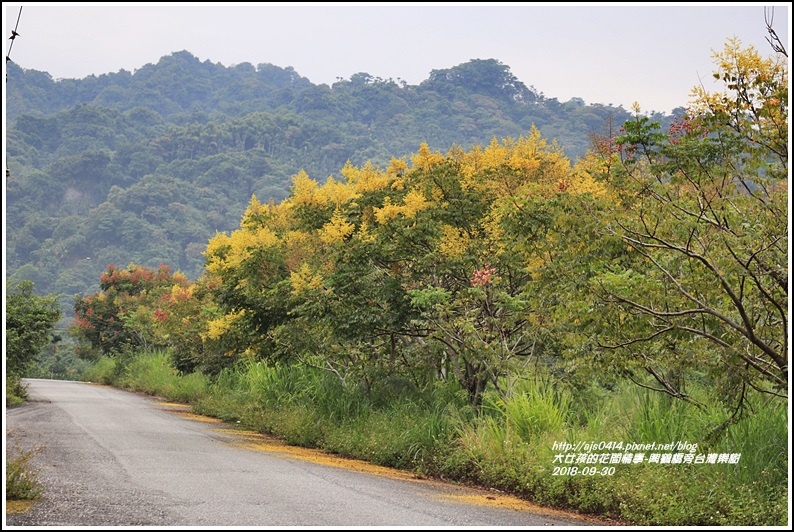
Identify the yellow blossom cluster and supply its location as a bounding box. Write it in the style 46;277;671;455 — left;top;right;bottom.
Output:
411;143;445;173
387;157;408;177
204;225;280;275
437;225;470;258
373;197;403;224
373;187;430;225
400;188;429;218
356;220;376;243
250;226;279;249
203;309;245;341
320;210;356;244
204;231;233;275
289;263;325;295
342;161;394;194
317;176;359;208
289;170;324;207
457;128;570;199
169;284;194;304
567;172;607;197
241;195;267;230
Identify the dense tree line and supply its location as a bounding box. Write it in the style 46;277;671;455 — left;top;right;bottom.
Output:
70;37;787;414
7;53;678;313
6;279;61;400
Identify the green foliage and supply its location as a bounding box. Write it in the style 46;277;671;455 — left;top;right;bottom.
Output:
82;355;123;385
6;375;29;407
624;389;702;443
83;347;786;526
483;377;571;442
422;59;539;104
442;377;787;526
581;41;789;410
9;32;786;526
7;52;644;306
24;335;92;381
80;349;211;404
5;446;44;501
718;398;788;487
5;279;62;377
115;349;210;403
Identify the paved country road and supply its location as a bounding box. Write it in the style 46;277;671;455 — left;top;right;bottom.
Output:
5;379;605;527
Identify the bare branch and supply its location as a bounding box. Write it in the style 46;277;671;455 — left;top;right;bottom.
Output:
624;365;707;412
765;7;788;57
597;326;676;350
618;228;783;365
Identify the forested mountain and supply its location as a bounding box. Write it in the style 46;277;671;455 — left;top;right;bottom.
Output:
5;51;680;314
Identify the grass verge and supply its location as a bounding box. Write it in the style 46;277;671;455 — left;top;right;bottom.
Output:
84;350;788;526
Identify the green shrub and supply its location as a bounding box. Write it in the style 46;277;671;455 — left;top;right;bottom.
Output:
6;375;28;407
82;356;121;384
6;446;43;501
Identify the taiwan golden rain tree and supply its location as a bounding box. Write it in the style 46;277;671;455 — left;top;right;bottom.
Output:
587;38;787;414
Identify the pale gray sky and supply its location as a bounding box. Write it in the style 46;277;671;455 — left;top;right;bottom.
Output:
3;2;791;114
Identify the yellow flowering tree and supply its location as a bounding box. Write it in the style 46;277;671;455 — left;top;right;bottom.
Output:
196;132;606;403
580;38;788;414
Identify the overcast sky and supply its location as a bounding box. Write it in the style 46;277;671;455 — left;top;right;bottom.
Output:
3;2;791;114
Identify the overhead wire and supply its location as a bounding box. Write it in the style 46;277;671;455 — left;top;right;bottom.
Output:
7;5;23;63
7;6;23;178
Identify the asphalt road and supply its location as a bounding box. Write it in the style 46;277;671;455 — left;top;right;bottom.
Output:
5;379;600;527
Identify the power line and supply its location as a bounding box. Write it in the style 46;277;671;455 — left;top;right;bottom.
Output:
7;5;23;63
7;6;23;179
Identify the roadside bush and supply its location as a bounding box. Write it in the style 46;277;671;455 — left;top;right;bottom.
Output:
6;446;43;501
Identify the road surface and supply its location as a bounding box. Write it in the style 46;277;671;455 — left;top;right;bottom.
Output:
6;379;602;527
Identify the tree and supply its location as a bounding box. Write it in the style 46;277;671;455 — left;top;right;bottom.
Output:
70;263;186;359
203;133;581;405
585;37;787;415
6;280;61;377
421;59;539;104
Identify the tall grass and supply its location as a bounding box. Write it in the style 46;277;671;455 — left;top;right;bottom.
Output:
82;355;121;384
84;349;210;403
486;376;571;442
719;399;788;482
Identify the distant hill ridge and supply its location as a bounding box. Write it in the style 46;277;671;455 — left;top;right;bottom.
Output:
5;50;680;313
